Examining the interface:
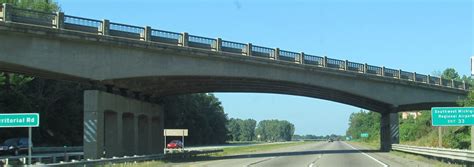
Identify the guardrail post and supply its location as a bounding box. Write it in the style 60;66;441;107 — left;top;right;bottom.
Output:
142;26;151;41
299;52;305;64
54;12;64;29
381;66;385;76
100;19;109;35
274;48;280;60
215;38;222;51
246;43;252;56
344;60;348;71
363;63;367;73
180;32;189;47
323;56;327;67
1;3;11;22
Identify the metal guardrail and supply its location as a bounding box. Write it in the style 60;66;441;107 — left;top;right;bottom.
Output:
392;144;474;162
0;3;469;91
45;149;223;166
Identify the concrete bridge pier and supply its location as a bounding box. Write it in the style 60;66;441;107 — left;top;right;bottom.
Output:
380;111;399;152
83;90;164;159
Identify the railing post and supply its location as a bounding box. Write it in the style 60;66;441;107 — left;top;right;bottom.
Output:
398;69;401;79
427;75;431;84
142;26;151;41
363;63;367;73
246;43;252;56
381;66;385;76
451;79;454;88
2;3;11;22
439;77;443;86
299;52;305;64
413;72;417;82
344;60;348;71
215;38;222;51
54;12;64;29
100;19;109;35
274;48;280;60
323;56;327;67
180;32;189;47
463;80;466;90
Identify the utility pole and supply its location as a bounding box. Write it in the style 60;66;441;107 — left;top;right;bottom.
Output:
438;127;442;148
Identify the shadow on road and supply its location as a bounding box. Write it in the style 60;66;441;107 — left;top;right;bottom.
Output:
165;149;382;163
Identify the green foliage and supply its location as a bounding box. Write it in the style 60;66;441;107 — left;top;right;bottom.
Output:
0;0;60;12
162;93;228;145
346;110;380;142
255;119;294;142
441;68;460;81
399;111;434;142
227;118;256;141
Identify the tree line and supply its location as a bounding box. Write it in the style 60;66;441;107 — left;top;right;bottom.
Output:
227;118;296;142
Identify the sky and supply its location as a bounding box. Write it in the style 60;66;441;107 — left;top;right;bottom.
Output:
56;0;473;136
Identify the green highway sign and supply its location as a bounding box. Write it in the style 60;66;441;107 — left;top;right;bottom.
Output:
0;113;39;127
432;107;474;126
360;133;369;138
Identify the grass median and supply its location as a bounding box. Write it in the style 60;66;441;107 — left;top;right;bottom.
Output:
100;141;316;166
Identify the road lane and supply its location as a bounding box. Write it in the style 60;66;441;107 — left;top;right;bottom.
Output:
167;141;431;167
252;141;386;167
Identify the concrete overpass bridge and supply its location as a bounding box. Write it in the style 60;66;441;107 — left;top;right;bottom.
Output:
0;4;469;158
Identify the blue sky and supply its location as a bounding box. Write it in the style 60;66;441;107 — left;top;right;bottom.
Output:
56;0;473;136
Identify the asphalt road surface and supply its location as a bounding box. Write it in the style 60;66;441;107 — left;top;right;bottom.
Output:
167;141;431;167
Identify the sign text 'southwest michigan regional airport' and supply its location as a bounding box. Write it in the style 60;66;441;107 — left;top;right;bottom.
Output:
432;107;474;126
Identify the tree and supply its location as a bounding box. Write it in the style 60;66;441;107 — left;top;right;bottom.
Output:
441;68;461;81
255;119;294;142
162;93;228;145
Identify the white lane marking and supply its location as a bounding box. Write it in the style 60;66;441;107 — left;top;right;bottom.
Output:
342;142;388;167
309;162;315;167
245;157;275;167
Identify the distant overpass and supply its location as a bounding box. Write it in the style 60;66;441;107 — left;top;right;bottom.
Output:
0;4;469;157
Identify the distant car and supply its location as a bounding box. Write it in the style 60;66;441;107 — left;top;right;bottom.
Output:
167;140;183;149
0;138;31;156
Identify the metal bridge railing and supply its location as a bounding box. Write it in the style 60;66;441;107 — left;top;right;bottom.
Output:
392;144;474;163
0;3;469;91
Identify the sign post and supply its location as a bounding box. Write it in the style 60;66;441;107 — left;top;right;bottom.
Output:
0;113;39;165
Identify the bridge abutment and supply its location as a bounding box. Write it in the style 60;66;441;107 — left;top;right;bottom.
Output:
380;111;399;152
83;90;164;159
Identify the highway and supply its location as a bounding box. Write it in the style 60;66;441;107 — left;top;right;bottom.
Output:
168;141;431;167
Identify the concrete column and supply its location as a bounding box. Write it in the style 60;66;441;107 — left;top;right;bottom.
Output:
137;115;149;155
363;63;368;73
380;112;399;152
83;91;104;159
103;111;118;157
54;12;64;29
413;72;417;82
398;69;401;79
451;79;455;88
147;117;153;154
381;66;385;76
463;80;467;90
427;75;431;84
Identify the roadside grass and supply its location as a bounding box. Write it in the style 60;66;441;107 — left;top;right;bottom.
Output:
97;141;314;166
212;141;312;157
350;141;465;167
